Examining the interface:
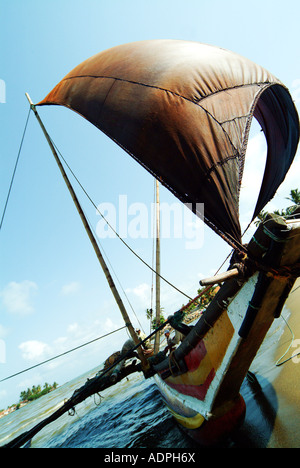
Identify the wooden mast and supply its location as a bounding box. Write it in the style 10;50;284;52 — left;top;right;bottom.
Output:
25;93;149;371
154;179;161;354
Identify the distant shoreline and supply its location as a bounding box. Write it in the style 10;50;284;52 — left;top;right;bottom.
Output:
0;384;58;420
0;400;29;419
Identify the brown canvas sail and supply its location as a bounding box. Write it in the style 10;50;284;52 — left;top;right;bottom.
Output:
38;40;299;248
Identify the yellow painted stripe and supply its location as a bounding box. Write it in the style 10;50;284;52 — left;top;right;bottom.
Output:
166;405;205;429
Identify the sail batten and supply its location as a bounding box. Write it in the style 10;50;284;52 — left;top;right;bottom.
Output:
38;40;299;246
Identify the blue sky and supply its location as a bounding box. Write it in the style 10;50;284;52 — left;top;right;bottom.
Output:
0;0;299;409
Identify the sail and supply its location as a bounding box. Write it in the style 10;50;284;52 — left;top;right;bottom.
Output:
38;40;299;247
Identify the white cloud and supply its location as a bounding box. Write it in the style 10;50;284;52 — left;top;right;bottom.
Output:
240;131;267;215
103;317;118;333
67;322;80;334
126;283;151;303
61;282;80;296
54;317;120;354
19;340;51;361
0;281;38;315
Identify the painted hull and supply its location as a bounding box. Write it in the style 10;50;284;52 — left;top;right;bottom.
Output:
153;216;300;445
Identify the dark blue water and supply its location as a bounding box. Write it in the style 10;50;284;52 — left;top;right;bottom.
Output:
15;373;275;449
0;369;200;449
0;364;292;449
42;374;199;449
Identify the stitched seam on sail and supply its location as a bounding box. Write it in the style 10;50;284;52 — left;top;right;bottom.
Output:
91;120;242;248
62;74;257;153
62;74;271;106
59;75;245;204
219;114;249;125
204;153;238;178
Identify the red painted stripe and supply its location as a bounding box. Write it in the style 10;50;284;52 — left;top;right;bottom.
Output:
184;339;207;372
166;368;215;401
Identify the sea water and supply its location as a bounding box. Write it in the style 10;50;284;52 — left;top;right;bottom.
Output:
0;368;198;449
0;306;299;449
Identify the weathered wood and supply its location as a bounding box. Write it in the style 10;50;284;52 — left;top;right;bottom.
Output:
154;180;161;354
25;94;148;370
200;268;239;286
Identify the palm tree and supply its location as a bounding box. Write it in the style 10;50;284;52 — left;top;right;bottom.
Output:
146;307;166;330
255;188;299;226
146;308;153;321
19;391;27;402
151;307;165;330
286;188;300;205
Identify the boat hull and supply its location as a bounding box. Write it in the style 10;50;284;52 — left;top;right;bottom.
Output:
153;217;300;445
154;374;246;445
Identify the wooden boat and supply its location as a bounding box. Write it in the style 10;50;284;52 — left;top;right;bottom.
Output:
153;213;300;444
7;40;299;447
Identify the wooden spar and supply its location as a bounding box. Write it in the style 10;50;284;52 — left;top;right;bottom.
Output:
25;93;149;371
200;267;240;286
154;179;161;354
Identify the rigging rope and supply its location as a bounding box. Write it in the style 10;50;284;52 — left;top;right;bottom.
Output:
275;313;300;367
0;326;126;383
49;136;193;301
85;211;145;333
0;109;31;231
1;316;172;448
